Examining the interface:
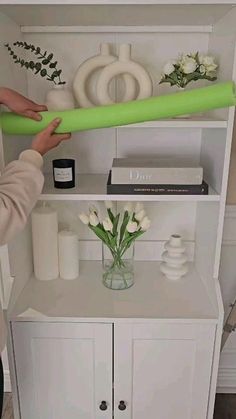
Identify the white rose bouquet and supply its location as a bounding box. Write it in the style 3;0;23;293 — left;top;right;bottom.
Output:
79;202;151;289
160;52;218;89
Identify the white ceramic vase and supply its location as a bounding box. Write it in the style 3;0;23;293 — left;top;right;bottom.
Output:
45;85;75;111
160;234;188;280
97;43;153;105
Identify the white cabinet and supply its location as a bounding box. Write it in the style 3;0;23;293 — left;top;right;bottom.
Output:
11;320;215;419
114;323;216;419
12;322;112;419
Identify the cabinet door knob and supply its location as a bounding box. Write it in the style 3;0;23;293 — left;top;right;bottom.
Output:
118;401;127;411
99;401;108;411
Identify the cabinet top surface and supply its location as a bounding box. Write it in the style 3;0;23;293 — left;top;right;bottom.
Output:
10;261;218;322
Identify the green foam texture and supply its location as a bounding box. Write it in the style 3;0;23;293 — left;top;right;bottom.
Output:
1;82;235;135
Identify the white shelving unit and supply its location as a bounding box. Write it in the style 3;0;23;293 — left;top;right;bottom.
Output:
0;2;236;419
41;174;220;201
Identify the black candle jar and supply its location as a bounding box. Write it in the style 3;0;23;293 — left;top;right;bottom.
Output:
53;159;75;189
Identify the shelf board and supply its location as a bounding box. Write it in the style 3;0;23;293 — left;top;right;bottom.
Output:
1;3;234;27
40;174;220;202
10;261;217;322
118;117;228;129
22;25;213;33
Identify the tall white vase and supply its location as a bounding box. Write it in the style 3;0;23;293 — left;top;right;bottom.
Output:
160;234;188;280
97;43;153;105
45;85;75;111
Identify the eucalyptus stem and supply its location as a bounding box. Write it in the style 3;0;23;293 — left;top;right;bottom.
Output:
4;41;66;85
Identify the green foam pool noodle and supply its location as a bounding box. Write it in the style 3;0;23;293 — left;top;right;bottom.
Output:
1;82;236;135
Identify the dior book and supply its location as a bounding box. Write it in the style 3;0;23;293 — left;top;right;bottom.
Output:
111;158;203;185
107;172;208;195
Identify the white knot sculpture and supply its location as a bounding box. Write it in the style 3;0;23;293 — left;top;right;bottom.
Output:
73;43;136;108
97;43;153;105
160;234;188;280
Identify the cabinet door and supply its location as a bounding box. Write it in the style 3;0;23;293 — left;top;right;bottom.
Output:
12;322;112;419
114;323;215;419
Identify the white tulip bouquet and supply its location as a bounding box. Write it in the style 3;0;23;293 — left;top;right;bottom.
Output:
79;202;151;289
160;52;218;89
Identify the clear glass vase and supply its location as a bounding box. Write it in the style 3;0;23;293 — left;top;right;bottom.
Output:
102;243;134;290
174;87;190;118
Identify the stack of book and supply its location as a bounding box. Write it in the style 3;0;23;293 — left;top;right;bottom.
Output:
107;158;208;195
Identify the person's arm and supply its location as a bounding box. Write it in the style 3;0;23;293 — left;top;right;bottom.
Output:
0;87;47;120
0;119;71;246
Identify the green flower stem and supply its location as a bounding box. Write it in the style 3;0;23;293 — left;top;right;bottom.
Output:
5;42;66;85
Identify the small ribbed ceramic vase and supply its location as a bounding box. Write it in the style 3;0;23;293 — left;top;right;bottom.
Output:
45;85;75;111
160;234;188;280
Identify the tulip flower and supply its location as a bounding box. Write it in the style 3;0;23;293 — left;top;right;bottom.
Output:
103;218;113;232
89;213;99;227
135;209;146;222
135;202;144;213
140;216;151;231
79;213;89;225
124;202;133;213
127;221;138;233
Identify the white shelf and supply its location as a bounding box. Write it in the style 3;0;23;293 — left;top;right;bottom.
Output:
1;3;234;27
118;117;228;129
10;261;218;322
40;174;220;202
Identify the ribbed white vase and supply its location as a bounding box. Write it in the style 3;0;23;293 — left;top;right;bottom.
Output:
45;85;75;111
160;234;188;280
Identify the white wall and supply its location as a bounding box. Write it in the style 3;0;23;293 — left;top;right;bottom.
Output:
217;205;236;392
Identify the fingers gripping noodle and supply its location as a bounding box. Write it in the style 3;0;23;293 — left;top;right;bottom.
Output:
1;82;236;135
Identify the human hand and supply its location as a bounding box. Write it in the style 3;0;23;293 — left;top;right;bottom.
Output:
31;118;71;156
0;87;47;121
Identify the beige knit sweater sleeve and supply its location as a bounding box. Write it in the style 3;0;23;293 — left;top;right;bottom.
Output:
0;149;44;246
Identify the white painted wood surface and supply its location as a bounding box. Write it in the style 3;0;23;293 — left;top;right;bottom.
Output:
0;3;235;26
40;174;220;201
114;323;215;419
23;25;214;33
12;322;112;419
10;261;218;321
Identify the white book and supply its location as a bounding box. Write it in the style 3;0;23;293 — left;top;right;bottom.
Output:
111;158;203;185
